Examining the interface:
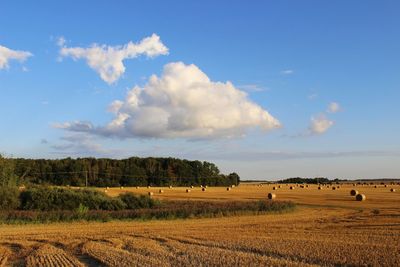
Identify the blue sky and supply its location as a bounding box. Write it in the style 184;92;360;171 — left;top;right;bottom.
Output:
1;1;399;180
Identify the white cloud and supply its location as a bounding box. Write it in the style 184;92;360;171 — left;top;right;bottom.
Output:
308;93;318;100
0;45;32;69
58;34;168;84
56;36;66;47
237;84;267;92
309;115;334;134
327;102;341;113
57;62;281;139
281;69;293;75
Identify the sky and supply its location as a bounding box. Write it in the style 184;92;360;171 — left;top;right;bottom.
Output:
1;1;399;180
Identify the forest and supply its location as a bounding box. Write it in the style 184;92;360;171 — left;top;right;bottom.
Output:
1;156;240;187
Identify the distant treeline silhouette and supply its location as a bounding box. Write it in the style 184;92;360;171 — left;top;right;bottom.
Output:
278;177;331;184
7;157;240;187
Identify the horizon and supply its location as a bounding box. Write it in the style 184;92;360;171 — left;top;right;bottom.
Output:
1;1;399;180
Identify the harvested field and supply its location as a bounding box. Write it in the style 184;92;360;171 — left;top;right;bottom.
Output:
0;183;399;266
26;244;83;267
0;246;10;267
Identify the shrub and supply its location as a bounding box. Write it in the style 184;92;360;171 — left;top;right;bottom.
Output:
0;200;296;223
118;192;158;209
19;187;126;211
0;186;20;210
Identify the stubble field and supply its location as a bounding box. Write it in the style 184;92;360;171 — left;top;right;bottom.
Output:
0;183;399;266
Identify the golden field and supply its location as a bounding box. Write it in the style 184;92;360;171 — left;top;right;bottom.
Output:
0;183;399;266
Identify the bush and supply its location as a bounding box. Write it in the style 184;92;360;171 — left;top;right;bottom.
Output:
0;186;20;210
19;187;126;211
0;200;296;223
118;192;158;209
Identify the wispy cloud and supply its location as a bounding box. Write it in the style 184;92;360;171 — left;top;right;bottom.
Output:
327;102;341;113
201;150;400;161
237;84;267;92
308;93;318;100
40;139;48;144
280;69;293;75
58;34;169;84
51;133;121;157
0;44;32;70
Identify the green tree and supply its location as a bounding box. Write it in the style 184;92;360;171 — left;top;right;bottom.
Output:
0;155;18;187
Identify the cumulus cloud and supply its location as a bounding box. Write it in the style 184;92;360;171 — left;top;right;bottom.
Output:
58;34;168;84
0;45;32;69
327;102;341;113
56;62;281;139
309;115;334;134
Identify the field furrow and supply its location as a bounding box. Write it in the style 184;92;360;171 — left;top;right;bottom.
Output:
82;241;164;267
26;244;84;267
0;246;10;267
154;236;316;267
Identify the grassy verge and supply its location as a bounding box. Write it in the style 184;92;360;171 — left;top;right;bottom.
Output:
0;200;295;224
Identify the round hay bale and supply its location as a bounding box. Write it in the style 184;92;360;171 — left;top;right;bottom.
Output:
159;189;164;194
318;186;322;190
136;186;139;189
352;183;356;186
227;187;231;191
272;186;277;190
169;185;173;189
384;185;388;188
186;189;191;193
300;185;304;188
231;185;236;188
190;186;194;189
390;188;396;192
104;189;108;193
106;187;110;190
350;189;358;196
332;187;336;190
290;186;294;190
355;194;366;201
147;186;151;189
148;192;154;196
374;185;377;188
267;193;276;200
202;188;206;192
278;185;281;188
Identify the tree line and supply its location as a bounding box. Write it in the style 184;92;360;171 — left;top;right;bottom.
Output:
1;156;240;187
279;177;332;184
